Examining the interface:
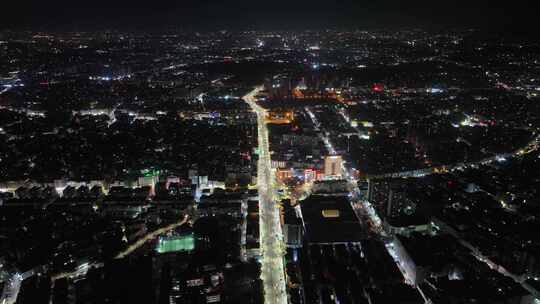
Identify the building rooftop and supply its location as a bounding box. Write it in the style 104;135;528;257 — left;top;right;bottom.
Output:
299;194;364;244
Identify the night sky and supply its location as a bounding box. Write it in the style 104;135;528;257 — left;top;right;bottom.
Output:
1;0;538;31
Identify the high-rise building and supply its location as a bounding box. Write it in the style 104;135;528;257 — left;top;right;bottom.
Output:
304;169;317;183
266;110;294;124
324;155;343;179
367;180;414;219
138;175;158;196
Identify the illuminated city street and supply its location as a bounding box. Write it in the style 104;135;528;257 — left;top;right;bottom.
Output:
1;273;23;304
115;214;190;259
243;86;288;304
0;270;36;304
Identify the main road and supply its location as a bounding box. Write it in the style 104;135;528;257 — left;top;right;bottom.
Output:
243;86;288;304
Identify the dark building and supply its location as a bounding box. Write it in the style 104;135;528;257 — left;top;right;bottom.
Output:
281;200;303;248
299;194;365;244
